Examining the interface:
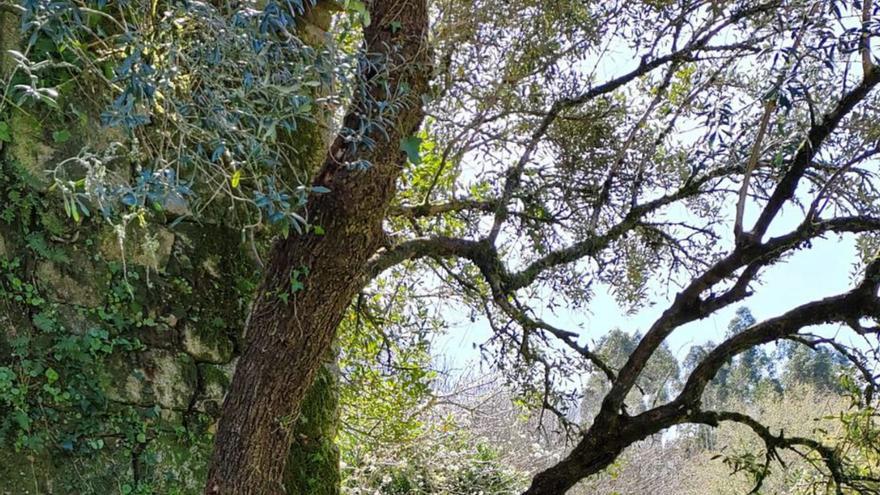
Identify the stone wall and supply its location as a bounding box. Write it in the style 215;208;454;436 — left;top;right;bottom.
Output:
0;195;339;493
0;5;341;493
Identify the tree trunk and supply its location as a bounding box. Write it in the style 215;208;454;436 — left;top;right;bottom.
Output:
523;410;682;495
204;1;431;493
523;444;620;495
522;417;624;495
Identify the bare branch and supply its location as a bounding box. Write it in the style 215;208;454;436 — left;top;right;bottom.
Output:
365;236;487;279
679;284;880;406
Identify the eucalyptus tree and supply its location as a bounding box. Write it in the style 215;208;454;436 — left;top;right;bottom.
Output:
580;329;680;422
3;1;880;495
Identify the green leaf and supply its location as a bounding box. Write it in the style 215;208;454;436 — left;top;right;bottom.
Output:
231;169;241;188
33;312;55;331
102;62;115;80
347;0;371;27
45;368;59;384
400;136;422;165
773;151;784;167
0;121;11;142
52;129;71;143
70;197;80;223
390;20;402;33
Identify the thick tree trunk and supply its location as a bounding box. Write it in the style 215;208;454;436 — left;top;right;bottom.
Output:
523;411;680;495
523;417;624;495
204;1;430;493
523;443;620;495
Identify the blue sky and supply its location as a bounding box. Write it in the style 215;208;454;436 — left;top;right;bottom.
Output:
431;9;874;375
434;205;862;373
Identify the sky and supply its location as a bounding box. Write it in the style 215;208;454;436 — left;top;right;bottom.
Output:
432;104;867;375
434;222;860;371
429;5;876;383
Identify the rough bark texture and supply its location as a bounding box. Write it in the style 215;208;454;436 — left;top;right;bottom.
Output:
523;406;689;495
204;1;431;492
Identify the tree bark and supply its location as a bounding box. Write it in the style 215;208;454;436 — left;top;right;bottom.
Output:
204;1;431;493
523;443;621;495
522;410;680;495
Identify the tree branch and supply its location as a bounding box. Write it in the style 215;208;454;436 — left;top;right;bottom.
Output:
750;66;880;240
690;410;851;493
679;282;880;406
607;72;880;410
486;1;780;245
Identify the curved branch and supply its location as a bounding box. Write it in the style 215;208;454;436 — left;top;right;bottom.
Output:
608;76;880;409
372;162;743;289
690;410;851;493
507;163;741;290
486;1;780;245
365;235;487;279
679;283;880;406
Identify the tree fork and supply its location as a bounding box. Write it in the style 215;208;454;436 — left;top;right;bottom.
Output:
204;1;431;493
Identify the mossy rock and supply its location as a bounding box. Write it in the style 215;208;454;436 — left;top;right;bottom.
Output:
0;442;133;495
36;258;107;308
104;350;198;410
6;112;54;191
137;429;214;494
182;324;234;364
194;362;233;417
100;225;176;272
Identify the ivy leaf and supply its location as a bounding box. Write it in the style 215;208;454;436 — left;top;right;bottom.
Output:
52;129;71;143
45;368;59;384
347;0;371;27
400;136;422;165
0;121;11;142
